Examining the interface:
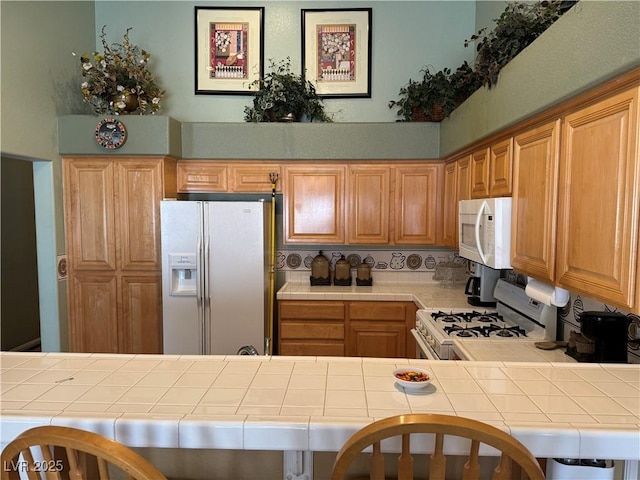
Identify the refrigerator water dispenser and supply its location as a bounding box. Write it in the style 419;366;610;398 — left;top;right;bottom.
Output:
168;254;197;296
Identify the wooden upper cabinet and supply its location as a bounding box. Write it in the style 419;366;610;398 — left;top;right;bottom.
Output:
64;159;117;271
489;138;513;196
176;160;281;193
283;165;346;244
442;162;458;247
229;163;282;193
470;147;490;198
470;140;512;198
556;87;640;309
347;165;390;244
393;164;441;245
511;120;561;283
177;161;227;192
457;155;471;202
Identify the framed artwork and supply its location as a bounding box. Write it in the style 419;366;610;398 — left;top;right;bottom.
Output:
301;8;372;98
194;6;264;95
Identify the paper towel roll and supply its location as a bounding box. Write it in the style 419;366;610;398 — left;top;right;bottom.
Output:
525;277;570;307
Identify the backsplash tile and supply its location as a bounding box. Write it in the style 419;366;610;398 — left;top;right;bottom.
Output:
276;249;461;272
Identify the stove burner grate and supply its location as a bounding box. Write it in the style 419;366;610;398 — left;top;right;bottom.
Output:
484;324;527;338
432;311;467;323
444;325;485;337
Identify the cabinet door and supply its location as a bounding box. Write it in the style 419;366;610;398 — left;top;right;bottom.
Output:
442;162;458;247
489;138;513;197
347;302;409;358
68;275;119;353
470;147;490;198
121;275;163;353
63;159;116;271
348;322;406;358
284;165;345;244
229;163;282;193
456;156;471;202
393;165;441;244
556;87;639;308
347;166;390;244
176;161;228;193
117;160;164;271
511;120;560;282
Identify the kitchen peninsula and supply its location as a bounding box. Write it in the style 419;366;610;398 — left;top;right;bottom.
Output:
1;352;638;480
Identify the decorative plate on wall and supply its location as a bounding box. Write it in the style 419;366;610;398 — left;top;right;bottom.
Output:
95;118;127;149
406;254;422;270
286;253;302;269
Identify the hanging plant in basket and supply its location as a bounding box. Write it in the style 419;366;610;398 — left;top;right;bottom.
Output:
75;25;164;115
244;57;332;122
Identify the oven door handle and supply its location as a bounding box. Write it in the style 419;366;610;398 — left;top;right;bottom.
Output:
411;329;439;360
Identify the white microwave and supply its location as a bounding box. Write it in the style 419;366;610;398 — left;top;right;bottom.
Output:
458;197;512;269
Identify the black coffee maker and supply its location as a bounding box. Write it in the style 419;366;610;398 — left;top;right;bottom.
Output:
578;311;630;363
465;262;501;307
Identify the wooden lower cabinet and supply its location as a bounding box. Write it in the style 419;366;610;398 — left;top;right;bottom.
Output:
278;301;345;356
278;300;417;358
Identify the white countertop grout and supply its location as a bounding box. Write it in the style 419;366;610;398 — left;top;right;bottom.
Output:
1;352;638;460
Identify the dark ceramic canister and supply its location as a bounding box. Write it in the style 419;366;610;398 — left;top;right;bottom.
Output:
334;255;352;286
310;251;330;286
356;262;372;286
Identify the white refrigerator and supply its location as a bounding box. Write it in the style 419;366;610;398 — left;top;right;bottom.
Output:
160;200;271;355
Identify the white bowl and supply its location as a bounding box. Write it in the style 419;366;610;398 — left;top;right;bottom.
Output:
393;367;433;390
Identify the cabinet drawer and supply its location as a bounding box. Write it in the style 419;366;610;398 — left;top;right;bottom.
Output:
348;302;407;321
279;342;344;356
280;321;344;340
279;301;345;320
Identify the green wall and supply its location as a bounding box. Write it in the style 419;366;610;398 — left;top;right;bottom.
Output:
441;0;640;154
0;1;95;351
93;1;477;123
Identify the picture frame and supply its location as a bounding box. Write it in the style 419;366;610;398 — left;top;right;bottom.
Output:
301;8;372;98
194;6;264;95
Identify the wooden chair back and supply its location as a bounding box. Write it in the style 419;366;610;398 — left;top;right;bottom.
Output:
1;425;168;480
331;414;545;480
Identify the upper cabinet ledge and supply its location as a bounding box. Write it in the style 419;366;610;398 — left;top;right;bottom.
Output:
181;122;439;160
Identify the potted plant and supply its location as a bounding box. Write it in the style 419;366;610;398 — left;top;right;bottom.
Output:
388;66;456;122
75;25;164;115
449;61;483;107
244;57;332;122
465;0;571;88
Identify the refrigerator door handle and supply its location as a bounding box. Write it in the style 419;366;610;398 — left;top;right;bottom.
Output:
196;235;205;354
203;232;211;355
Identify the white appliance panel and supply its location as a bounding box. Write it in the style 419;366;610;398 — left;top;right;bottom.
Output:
161;201;204;355
206;202;268;355
458;197;512;269
161;200;270;356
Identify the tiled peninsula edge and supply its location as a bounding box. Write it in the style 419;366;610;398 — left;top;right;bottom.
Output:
1;352;638;480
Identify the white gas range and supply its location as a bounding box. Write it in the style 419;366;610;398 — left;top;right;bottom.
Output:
411;279;557;360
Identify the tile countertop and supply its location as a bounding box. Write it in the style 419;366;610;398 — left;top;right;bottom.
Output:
453;340;578;363
1;352;638;461
276;280;471;310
